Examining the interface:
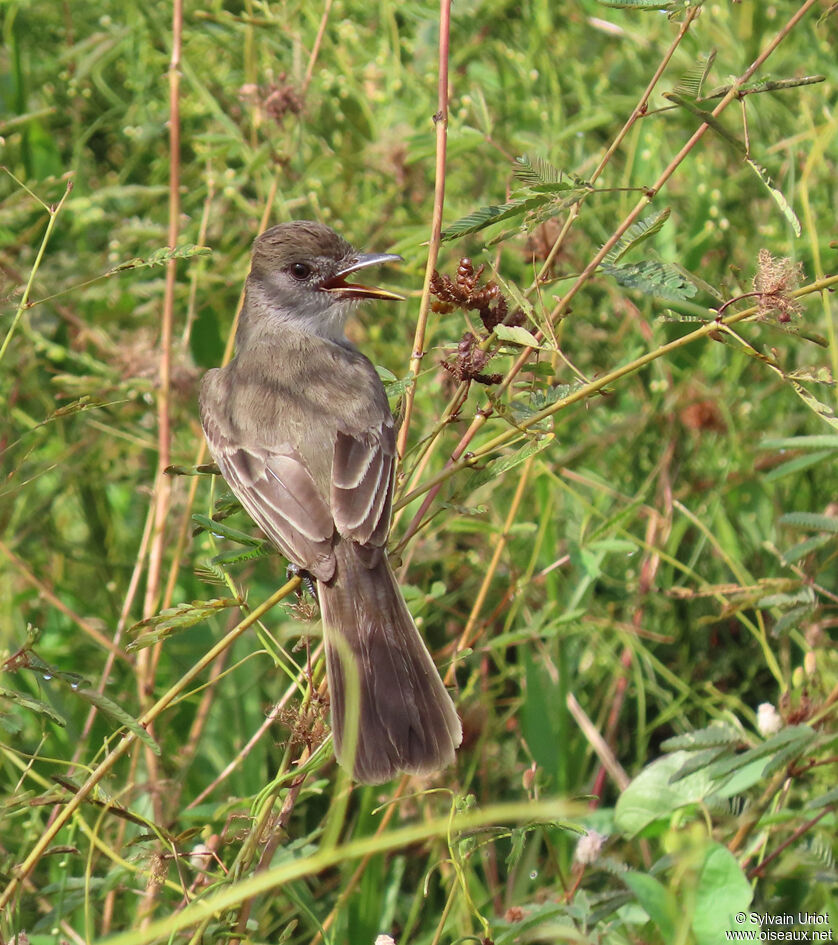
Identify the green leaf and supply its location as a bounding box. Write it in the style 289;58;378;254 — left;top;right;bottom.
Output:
440;194;551;241
806;786;838;810
494;902;568;945
192;513;264;544
746;159;802;236
760;435;838;450
0;686;66;726
128;598;241;650
780;533;835;565
668;747;731;783
762;450;835;483
493;324;545;349
661;723;742;752
779;512;838;533
771;604;815;638
615;753;718;835
692;844;758;945
622;871;678;942
209;543;275;570
468;435;554;491
513;154;564;186
597;0;687;8
672;50;717;100
708;725;816;779
603;208;671;264
787;379;838;430
72;687;162;757
110;244;211;272
602;260;698;301
786;365;835;385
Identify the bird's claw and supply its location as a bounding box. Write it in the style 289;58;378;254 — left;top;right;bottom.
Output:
286;563;319;602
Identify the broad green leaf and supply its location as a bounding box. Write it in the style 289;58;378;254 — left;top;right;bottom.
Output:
668;746;731;783
494;324;545;349
622;871;678;942
692;844;758;945
615;752;717;835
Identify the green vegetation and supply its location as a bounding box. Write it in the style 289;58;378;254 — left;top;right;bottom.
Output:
2;1;836;942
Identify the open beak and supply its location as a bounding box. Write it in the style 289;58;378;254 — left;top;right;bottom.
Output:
322;252;404;301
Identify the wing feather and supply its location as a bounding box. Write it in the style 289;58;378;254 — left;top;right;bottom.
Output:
203;414;336;581
331;421;395;548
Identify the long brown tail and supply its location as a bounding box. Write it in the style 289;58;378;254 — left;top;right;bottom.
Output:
317;542;462;784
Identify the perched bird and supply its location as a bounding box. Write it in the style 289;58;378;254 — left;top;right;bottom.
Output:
200;221;462;783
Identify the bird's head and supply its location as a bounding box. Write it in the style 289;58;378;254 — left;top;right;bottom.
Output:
245;221;403;341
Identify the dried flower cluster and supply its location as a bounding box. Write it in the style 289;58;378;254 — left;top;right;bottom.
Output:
753;249;804;323
432;258;526;388
430;258;510;331
280;700;329;753
441;331;503;386
239;77;303;125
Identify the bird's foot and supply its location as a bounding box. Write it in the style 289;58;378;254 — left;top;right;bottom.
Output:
286;563;319;603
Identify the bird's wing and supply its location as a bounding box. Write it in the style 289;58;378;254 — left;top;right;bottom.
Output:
331;417;396;549
203;413;337;582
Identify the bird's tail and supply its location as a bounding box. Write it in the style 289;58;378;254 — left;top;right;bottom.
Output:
318;543;462;784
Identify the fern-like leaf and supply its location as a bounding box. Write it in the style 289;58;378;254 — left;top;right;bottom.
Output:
440;194;551;241
602;260;698;301
603;208;671;264
671;50;716;99
514;154;564;186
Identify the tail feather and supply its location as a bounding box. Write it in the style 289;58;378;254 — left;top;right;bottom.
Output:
318;544;462;784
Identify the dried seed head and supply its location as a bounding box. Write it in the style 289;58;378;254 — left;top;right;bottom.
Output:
753;249;804;323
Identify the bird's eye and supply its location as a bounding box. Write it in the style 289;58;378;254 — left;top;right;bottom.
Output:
290;262;311;280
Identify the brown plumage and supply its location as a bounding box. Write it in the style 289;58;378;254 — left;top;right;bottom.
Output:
199;221;462;783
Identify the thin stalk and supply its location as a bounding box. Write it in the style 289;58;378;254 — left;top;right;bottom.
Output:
444;455;534;684
134;0;184;887
0;176;72;366
302;0;336;95
397;0;452;458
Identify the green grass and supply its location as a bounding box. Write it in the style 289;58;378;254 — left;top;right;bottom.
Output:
1;1;837;942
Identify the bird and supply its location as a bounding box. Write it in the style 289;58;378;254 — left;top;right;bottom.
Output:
199;221;462;783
